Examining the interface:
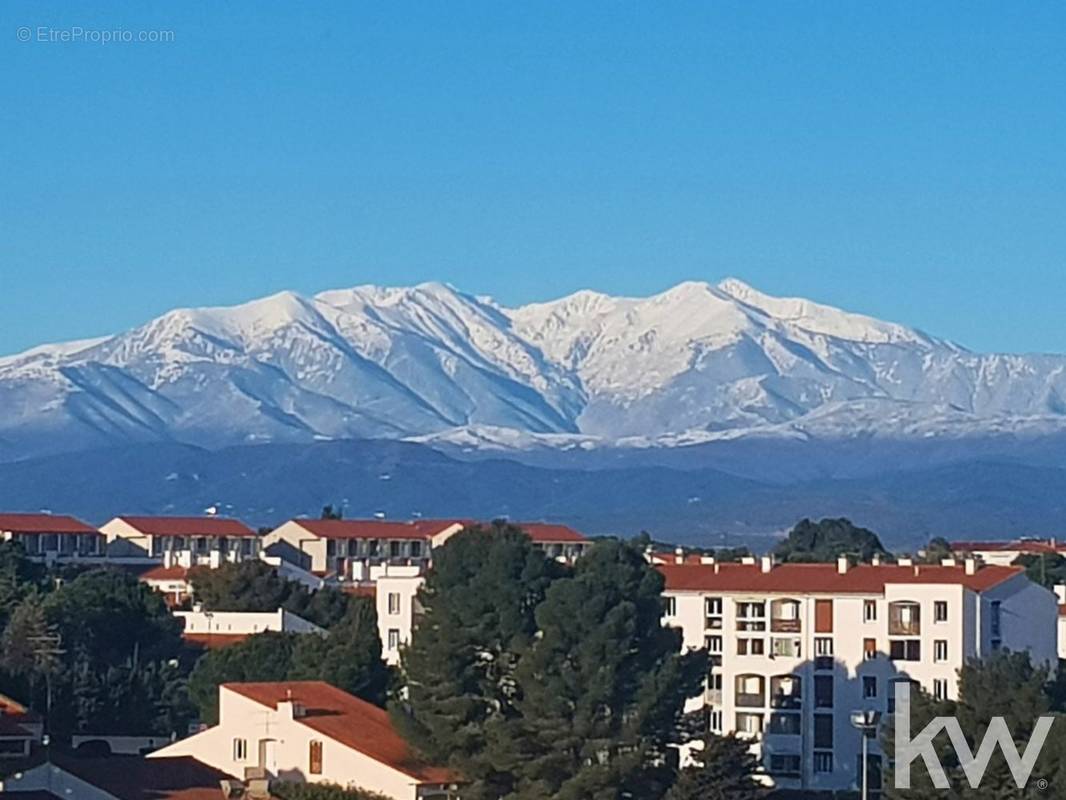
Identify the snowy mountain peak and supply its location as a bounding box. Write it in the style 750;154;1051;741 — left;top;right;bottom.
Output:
1;278;1064;462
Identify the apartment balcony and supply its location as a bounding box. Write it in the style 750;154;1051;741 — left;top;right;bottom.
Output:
888;601;921;636
736;693;765;708
770;618;801;633
705;688;723;706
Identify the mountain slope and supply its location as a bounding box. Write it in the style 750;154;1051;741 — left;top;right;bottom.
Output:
4;278;1066;461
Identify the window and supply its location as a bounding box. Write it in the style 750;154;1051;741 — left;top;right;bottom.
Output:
410;540;423;558
934;639;948;663
934;601;948;622
388;628;400;650
770;675;801;709
736;674;765;706
889;639;921;661
864;600;877;622
771;637;801;658
388;592;401;615
737;637;764;656
232;738;247;761
814;751;834;773
814;714;834;749
889;601;922;636
735;712;763;734
389;540;402;558
814;637;834;656
769;754;801;776
990;601;1002;638
705;635;723;654
933;679;949;701
664;596;676;616
709;709;723;732
863;637;877;660
309;740;323;774
814;675;833;708
705;597;723;615
768;713;801;735
863;675;878;699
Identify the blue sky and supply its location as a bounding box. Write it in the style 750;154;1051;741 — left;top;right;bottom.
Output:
2;2;1065;356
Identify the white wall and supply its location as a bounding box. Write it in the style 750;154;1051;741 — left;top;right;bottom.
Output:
175;608;324;636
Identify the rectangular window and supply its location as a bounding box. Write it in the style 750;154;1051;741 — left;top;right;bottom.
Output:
864;600;877;622
410;540;423;558
233;738;247;761
709;709;723;733
309;740;323;774
389;541;402;558
933;679;949;702
771;637;801;658
705;597;723;615
863;675;877;699
769;754;801;776
889;639;921;661
387;592;401;615
814;637;834;656
815;599;834;633
990;601;1002;638
934;639;948;662
664;596;677;616
934;601;948;622
814;714;834;749
814;675;834;708
735;713;763;734
706;635;723;653
814;751;834;774
768;713;801;735
863;637;877;660
388;628;400;650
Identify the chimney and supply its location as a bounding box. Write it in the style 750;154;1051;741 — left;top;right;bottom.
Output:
965;558;977;576
741;556;756;565
760;555;773;573
871;554;881;566
837;556;849;574
700;555;715;565
714;562;721;574
940;557;957;567
898;557;913;567
675;547;685;565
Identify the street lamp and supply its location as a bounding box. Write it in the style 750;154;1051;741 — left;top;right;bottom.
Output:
850;709;882;800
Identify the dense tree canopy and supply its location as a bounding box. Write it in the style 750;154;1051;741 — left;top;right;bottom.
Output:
392;526;706;800
666;733;765;800
772;517;890;563
187;596;389;723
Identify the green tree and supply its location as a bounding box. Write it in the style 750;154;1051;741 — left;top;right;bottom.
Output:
772;518;890;563
290;596;390;705
509;538;707;799
390;524;565;796
0;540;43;634
187;631;299;723
665;733;765;800
1014;552;1066;590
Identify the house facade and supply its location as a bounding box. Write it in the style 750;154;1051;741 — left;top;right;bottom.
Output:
151;681;459;800
0;513;103;564
660;556;1058;795
102;515;260;567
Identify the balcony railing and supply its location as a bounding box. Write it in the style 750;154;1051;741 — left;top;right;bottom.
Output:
771;619;801;633
889;620;922;636
736;693;765;708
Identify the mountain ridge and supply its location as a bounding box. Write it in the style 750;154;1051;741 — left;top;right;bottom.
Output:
4;278;1066;462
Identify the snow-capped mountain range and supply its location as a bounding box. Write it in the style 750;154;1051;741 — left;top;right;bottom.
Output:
4;278;1066;462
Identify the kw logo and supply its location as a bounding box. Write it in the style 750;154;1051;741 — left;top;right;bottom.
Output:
894;682;1055;789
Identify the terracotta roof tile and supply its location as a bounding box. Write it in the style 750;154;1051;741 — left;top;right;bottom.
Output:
223;681;458;784
516;522;587;543
290;519;464;540
659;562;1023;594
0;513;95;534
116;516;255;537
951;539;1066;555
140;564;192;581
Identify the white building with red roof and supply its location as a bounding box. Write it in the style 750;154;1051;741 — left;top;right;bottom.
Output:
101;515;260;569
0;513;103;564
659;556;1058;795
150;681;459;800
950;537;1066;566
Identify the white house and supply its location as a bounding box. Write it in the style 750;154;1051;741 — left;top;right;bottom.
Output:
151;681;460;799
371;565;426;666
660;556;1058;795
175;607;325;649
102;515;260;567
0;512;104;564
950;537;1066;566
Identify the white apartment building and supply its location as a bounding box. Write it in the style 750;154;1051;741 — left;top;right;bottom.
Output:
175;607;325;648
0;513;104;564
151;681;459;799
661;556;1058;795
102;515;260;567
263;519;464;577
372;565;426;666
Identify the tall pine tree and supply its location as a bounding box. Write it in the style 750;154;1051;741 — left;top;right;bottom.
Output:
666;733;765;800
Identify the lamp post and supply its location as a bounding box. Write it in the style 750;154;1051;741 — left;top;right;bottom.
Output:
850;709;882;800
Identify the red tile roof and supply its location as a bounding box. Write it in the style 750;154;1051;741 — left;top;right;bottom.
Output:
182;633;250;649
223;681;458;784
0;513;95;534
516;522;587;543
116;516;255;537
1058;604;1066;618
140;565;192;581
290;518;464;540
0;693;41;724
658;562;1022;594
